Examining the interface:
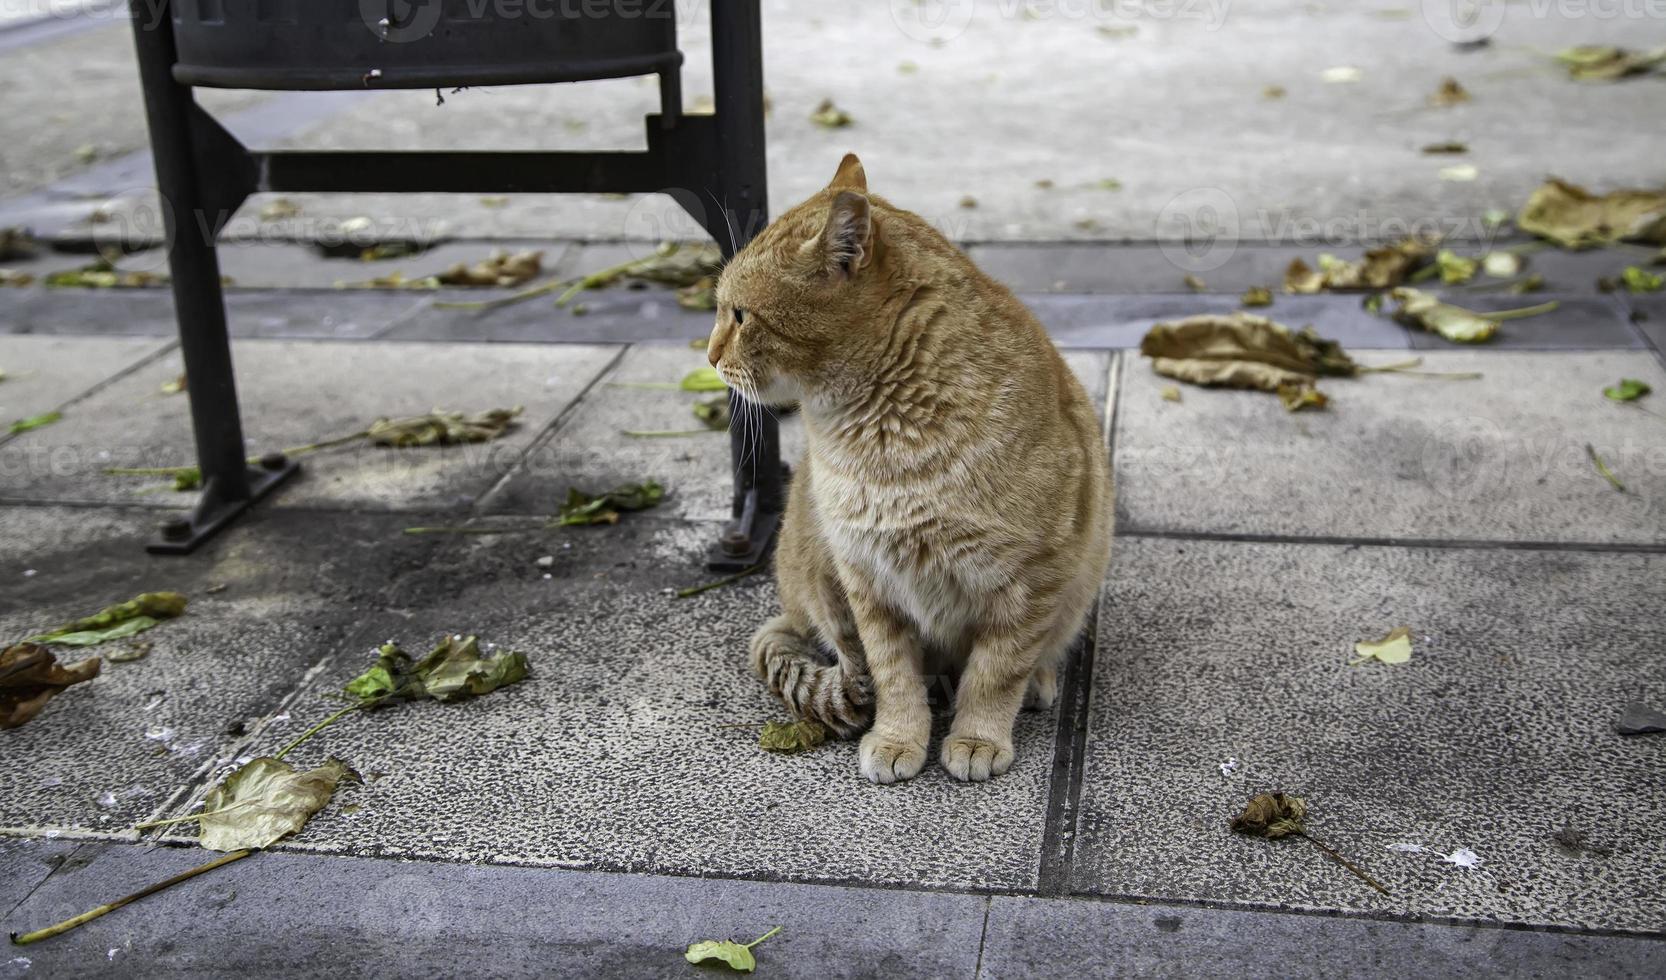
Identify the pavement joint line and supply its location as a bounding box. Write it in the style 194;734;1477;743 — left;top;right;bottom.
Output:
1115;527;1666;556
1;841;85;922
0;338;178;451
1036;355;1123;895
972;895;993;979
475;343;632;511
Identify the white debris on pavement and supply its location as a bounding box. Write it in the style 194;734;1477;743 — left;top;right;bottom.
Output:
1443;848;1483;868
535;555;555;568
1218;757;1239;777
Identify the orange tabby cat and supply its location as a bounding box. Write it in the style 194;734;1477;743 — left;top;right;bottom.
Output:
708;154;1113;783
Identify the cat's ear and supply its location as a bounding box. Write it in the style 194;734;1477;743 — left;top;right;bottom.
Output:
819;190;872;280
827;153;867;193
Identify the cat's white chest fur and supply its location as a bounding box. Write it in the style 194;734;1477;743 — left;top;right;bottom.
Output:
812;459;982;654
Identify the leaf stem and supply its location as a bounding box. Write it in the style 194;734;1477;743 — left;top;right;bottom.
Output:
1359;359;1483;380
432;277;568;312
1586;443;1627;493
130;802;249;831
745;926;783;949
1488;299;1559;321
9;849;252;946
274;698;379;761
1301;833;1389;896
675;564;763;599
555;251;666;306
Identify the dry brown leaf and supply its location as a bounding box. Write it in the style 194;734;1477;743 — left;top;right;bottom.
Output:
1517;179;1666;250
1;643;101;729
1284;237;1436;293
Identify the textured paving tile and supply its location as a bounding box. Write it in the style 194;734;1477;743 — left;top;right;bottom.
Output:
0;338;618;511
982;895;1666;978
1115;350;1666;544
1629;295;1666;355
212;240;576;290
2;843;986;979
0;838;75;919
485;346;1111;520
0;334;169;439
971;243;1309;294
147;520;1059;891
1405;295;1640;351
1077;537;1666;932
0;507;440;834
386;289;713;345
1026;293;1407;350
0;287;430;339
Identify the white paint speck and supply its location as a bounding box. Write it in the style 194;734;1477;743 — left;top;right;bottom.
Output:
22;569;36;578
107;948;118;961
542;573;552;580
1386;843;1426;854
96;791;117;808
1218;757;1239;777
38;777;63;789
1443;848;1482;869
535;555;555;568
9;956;31;971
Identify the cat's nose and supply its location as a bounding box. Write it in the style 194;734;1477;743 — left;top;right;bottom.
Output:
706;340;722;368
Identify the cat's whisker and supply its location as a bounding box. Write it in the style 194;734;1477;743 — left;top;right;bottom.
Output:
706;187;739;257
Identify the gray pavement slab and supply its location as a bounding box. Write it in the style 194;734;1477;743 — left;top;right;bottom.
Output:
0;287;428;340
483;346;1112;521
211;240;574;291
1629;296;1666;357
1078;536;1666;932
1026;293;1408;350
386;288;714;345
1404;295;1642;351
0;505;446;835
1;843;988;979
0;337;619;511
0;838;75;921
982;894;1666;979
1114;350;1666;544
138;516;1059;891
0;334;168;441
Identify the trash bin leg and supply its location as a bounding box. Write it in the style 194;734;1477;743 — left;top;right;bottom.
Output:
130;3;296;555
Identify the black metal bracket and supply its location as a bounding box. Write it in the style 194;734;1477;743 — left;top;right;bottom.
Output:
128;0;779;560
147;458;301;555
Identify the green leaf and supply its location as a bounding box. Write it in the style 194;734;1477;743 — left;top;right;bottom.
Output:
555;481;666;526
365;407;522;447
9;410;61;435
693;395;731;430
26;591;187;646
684;927;780;972
1603;378;1652;402
1350;626;1413;666
1435;249;1478;284
680;367;727;392
1621;265;1664;293
759;719;828;754
809;98;852;128
197;756;359;851
684;940;756;972
344;635;529;705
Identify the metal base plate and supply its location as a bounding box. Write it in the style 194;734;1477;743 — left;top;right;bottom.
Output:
706;509;781;573
146;460;301;555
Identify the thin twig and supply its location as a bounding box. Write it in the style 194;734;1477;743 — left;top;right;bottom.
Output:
1586;443;1627;493
9;849;252;946
1301;833;1390;897
1488;299;1559;321
1358;358;1483;379
274;698;380;761
675;564;764;599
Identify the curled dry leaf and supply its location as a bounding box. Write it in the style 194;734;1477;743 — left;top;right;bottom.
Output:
435;250;544;287
809;98;852;128
1230;792;1307;839
1436;250;1478;284
1;643;101;729
365;407;522;447
197;756;359;851
1387;288;1500;343
759;719;828;754
1517;179;1666;250
1240;286;1273;307
1555;45;1666;81
26;591;188;647
1284;238;1436;293
1139;313;1360;399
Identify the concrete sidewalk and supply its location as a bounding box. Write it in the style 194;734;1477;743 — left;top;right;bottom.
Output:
1;242;1664;974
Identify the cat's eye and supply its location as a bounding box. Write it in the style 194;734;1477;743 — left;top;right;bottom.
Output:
733;308;745;325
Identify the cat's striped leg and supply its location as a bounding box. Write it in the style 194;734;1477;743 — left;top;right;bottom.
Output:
840;569;931;785
749;614;872;737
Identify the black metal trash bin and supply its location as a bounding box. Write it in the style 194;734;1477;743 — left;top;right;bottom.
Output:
129;0;780;569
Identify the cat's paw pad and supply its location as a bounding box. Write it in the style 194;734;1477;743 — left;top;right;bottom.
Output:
940;735;1014;782
858;730;927;785
1023;669;1058;711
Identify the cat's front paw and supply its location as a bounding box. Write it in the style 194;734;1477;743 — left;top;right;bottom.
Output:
940;734;1014;782
858;729;927;785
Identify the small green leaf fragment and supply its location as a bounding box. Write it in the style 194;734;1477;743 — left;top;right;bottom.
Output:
1621;265;1663;293
9;410;61;435
680;367;727;392
758;719;828;754
1350;626;1414;666
1604;378;1652;402
684;940;756;972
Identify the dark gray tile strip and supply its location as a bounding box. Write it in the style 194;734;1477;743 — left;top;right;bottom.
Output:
2;842;988;980
0;2;118;55
980;895;1666;979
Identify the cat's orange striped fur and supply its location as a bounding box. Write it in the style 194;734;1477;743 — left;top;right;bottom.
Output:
708;154;1113;783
